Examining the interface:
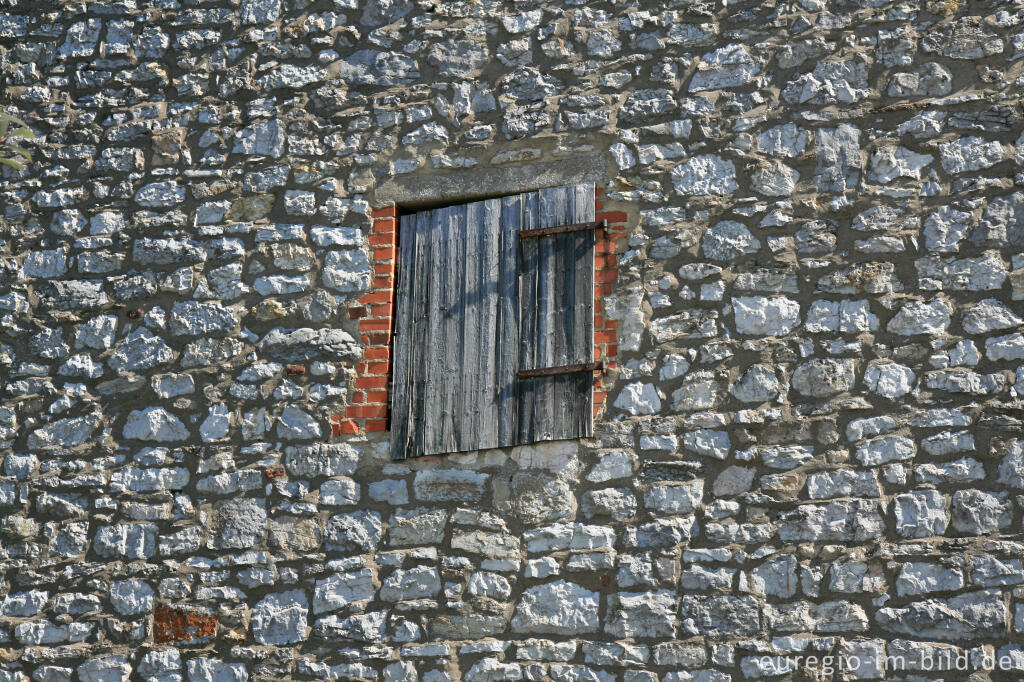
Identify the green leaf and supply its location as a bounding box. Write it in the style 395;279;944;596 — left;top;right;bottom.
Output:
0;112;35;168
0;112;29;127
0;113;33;140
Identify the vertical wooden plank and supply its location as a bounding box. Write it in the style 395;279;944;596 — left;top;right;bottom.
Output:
460;200;480;452
517;190;540;444
497;195;521;447
456;205;470;451
390;211;415;460
554;230;575;440
442;205;463;455
535;186;569;442
550;233;568;369
561;189;581;439
457;199;498;453
402;212;417;457
573;184;596;366
475;198;502;451
535;231;554;441
571;183;596;437
420;207;445;454
407;210;432;457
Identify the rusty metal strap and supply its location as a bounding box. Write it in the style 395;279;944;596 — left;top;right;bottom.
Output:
517;361;603;379
518;219;606;240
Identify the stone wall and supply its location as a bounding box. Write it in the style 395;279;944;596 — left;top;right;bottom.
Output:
1;0;1024;680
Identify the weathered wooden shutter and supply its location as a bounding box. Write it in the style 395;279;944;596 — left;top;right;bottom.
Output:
516;184;596;444
390;183;595;459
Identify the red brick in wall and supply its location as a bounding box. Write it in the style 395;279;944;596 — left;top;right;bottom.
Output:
334;191;622;437
593;186;624;418
332;204;396;437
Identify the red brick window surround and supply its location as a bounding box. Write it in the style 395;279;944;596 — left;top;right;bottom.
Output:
332;188;623;439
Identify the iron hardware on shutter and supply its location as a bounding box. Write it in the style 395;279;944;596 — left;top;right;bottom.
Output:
516;361;603;379
517;219;605;240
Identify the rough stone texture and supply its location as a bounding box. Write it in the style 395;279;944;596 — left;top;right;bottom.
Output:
251;590;308;645
511;581;600;635
0;1;1022;680
732;296;801;336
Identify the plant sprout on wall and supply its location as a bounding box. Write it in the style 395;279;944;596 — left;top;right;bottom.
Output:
0;111;35;170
